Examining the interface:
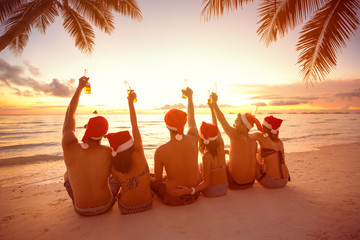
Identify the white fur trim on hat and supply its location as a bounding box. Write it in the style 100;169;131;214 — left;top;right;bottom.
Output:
175;134;183;141
240;114;252;130
166;125;178;132
263;121;272;130
199;131;217;144
111;138;134;157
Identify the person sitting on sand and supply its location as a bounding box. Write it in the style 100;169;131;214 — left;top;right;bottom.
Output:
212;94;262;189
250;115;290;188
151;87;202;206
178;97;228;197
62;76;119;216
106;91;153;214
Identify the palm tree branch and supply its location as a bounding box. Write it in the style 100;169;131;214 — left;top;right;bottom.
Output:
69;0;115;34
0;0;56;53
61;4;95;54
256;0;330;46
296;0;360;85
201;0;253;21
101;0;142;21
0;0;26;24
9;27;31;55
33;3;58;34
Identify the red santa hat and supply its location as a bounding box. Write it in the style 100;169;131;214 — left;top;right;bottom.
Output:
106;131;134;157
239;113;263;132
199;121;219;144
164;109;187;141
81;116;109;149
263;115;283;136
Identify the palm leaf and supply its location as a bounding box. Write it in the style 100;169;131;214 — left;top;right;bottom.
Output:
201;0;253;21
0;0;25;23
102;0;142;21
296;0;360;85
61;5;95;54
116;0;143;21
33;3;58;34
69;0;115;34
9;27;31;55
0;0;56;53
256;0;328;46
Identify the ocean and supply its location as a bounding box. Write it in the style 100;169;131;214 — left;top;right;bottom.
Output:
1;113;360;170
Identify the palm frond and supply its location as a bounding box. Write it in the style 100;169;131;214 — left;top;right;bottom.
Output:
256;0;328;46
201;0;253;21
33;3;58;34
9;27;31;55
0;0;56;53
116;0;143;21
0;0;25;23
61;5;95;54
71;0;115;34
296;0;360;85
102;0;142;21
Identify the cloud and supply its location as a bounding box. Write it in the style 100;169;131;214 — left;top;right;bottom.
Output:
269;100;309;106
160;103;186;109
251;102;267;107
231;79;360;108
335;88;360;100
0;58;75;97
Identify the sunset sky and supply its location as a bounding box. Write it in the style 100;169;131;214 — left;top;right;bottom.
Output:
0;0;360;114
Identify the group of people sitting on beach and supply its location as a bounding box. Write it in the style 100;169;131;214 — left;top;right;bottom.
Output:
62;76;290;216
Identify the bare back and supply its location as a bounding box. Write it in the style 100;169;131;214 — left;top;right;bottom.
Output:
155;135;201;195
228;134;258;184
63;142;113;208
252;133;289;179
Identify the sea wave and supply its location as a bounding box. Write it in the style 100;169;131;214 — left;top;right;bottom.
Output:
282;133;341;142
0;154;63;166
0;142;59;151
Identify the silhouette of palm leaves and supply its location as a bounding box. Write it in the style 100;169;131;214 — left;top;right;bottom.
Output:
201;0;360;85
0;0;142;55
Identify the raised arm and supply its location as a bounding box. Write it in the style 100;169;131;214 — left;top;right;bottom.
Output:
212;94;236;137
128;91;142;150
62;76;88;148
182;87;198;138
208;94;224;145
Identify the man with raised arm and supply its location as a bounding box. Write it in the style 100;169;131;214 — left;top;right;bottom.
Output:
151;87;202;206
212;94;262;189
62;76;119;216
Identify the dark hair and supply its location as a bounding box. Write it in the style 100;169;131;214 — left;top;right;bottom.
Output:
112;146;135;174
199;138;218;157
263;125;279;141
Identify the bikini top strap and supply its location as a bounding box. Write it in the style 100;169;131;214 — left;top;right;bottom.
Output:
119;167;149;189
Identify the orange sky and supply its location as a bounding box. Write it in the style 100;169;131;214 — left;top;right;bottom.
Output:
0;1;359;114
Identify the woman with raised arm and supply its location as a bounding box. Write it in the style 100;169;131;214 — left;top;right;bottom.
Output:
106;91;153;214
250;115;290;188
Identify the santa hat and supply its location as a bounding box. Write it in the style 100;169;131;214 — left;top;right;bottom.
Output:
239;113;263;132
106;131;134;157
199;122;219;144
165;109;187;141
263;115;283;137
81;116;109;149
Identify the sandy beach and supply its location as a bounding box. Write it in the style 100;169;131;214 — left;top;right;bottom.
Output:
1;142;360;240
